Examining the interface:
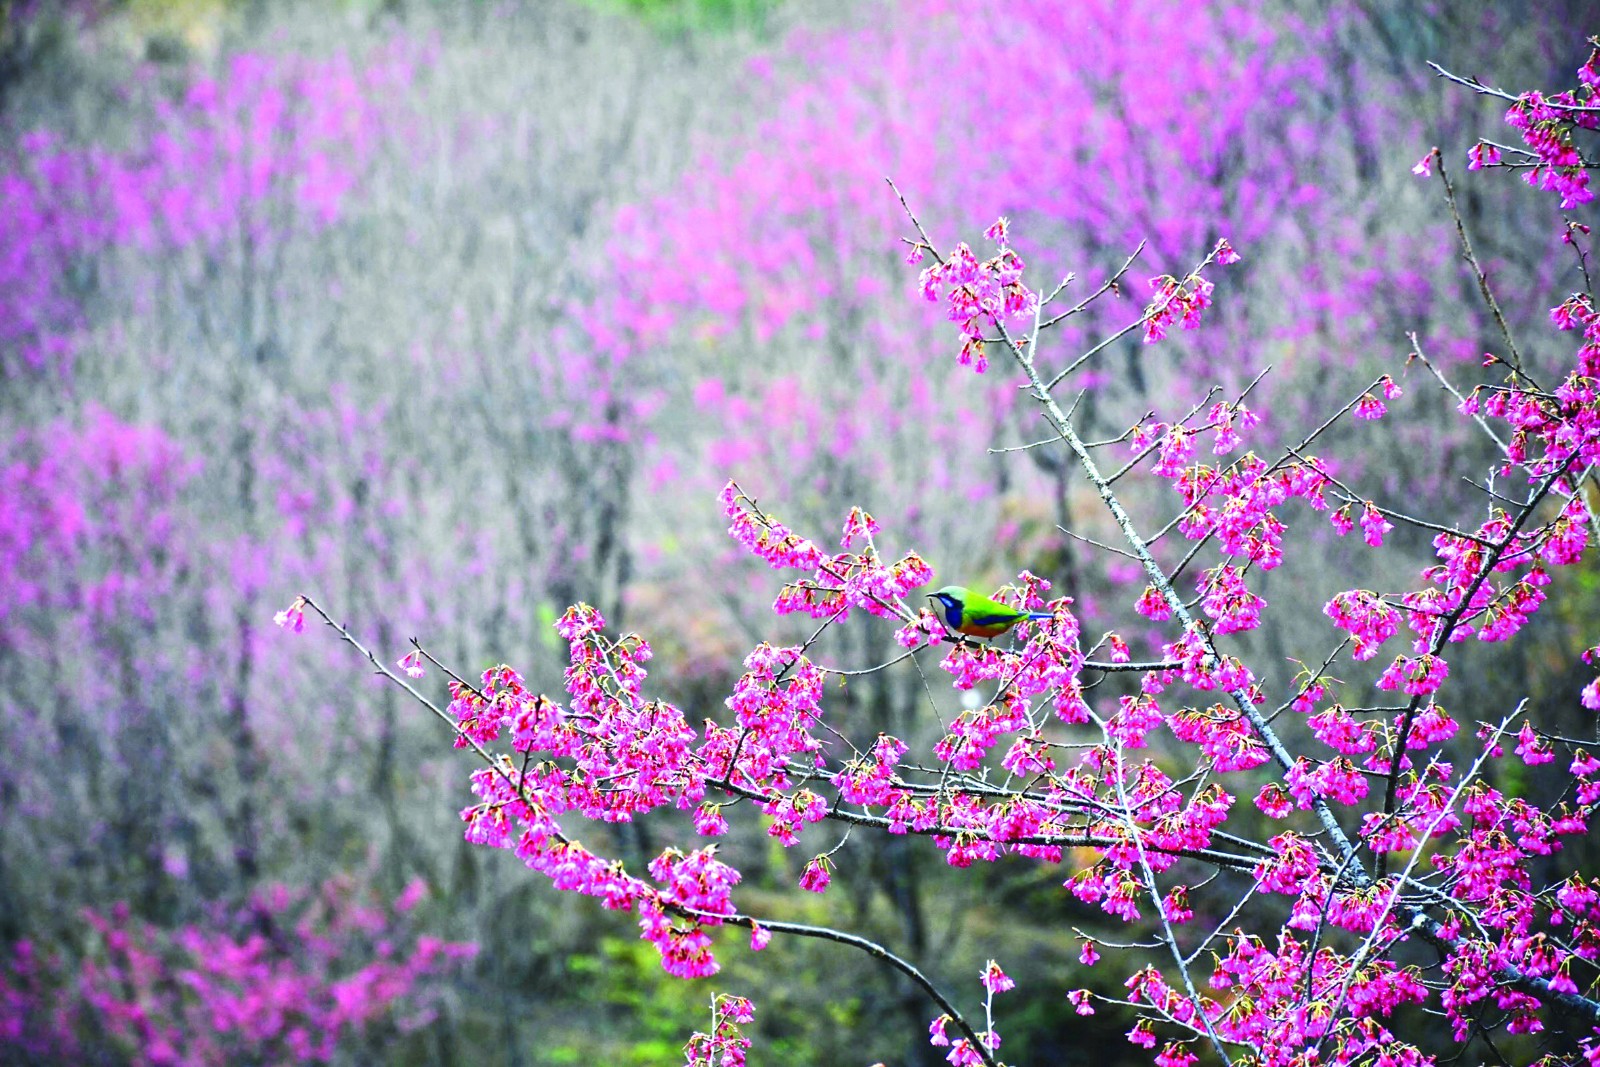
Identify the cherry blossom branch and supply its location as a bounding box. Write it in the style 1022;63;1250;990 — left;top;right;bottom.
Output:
1428;60;1600;112
300;595;1006;1061
1409;334;1507;449
1044;243;1229;391
709;770;1266;873
993;312;1368;863
1431;147;1530;380
298;596;501;772
1312;714;1519;1061
964;232;1600;1029
1035;240;1146;330
1101;737;1236;1066
1378;449;1581;828
1409;336;1600;535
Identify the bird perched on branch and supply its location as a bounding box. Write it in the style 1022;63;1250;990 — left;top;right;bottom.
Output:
926;585;1052;640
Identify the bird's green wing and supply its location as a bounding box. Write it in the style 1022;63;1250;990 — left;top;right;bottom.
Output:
960;591;1028;627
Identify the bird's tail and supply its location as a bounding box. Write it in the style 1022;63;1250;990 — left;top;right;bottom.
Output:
1027;611;1053;621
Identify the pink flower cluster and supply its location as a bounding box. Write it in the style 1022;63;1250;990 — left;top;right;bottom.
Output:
927;961;1011;1064
1143;274;1215;343
1196;563;1265;636
448;607;767;976
1203;931;1429;1060
1141;425;1302;582
914;223;1040;373
1501;46;1600;209
1324;588;1398;659
1323;298;1598;689
1141;239;1241;344
683;994;755;1067
1470;296;1600;483
1353;375;1404;420
722;481;933;623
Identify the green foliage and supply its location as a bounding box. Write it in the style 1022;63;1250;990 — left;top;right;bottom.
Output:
583;0;780;34
567;936;718;1063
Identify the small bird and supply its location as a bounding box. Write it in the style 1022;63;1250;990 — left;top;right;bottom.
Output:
926;585;1052;639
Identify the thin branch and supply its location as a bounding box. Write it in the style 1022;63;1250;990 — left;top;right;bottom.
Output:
1044;242;1226;392
1428;61;1600;112
682;908;998;1067
1409;334;1507;450
1434;148;1529;381
1037;241;1145;330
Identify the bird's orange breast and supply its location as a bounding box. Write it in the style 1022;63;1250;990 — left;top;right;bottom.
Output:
955;619;1019;639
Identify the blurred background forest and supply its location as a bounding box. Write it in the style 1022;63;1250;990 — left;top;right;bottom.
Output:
2;0;1597;1063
